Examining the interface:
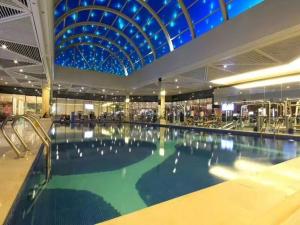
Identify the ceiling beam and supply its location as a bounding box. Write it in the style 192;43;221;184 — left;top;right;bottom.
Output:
136;0;174;52
178;0;196;39
218;0;229;21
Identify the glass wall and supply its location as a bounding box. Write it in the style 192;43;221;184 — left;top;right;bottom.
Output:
52;97;126;118
0;93;42;120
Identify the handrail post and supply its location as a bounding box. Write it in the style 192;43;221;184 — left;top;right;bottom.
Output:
11;117;31;152
1;116;23;158
15;115;52;182
25;113;51;143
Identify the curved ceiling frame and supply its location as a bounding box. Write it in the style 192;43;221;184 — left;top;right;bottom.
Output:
57;42;128;76
178;0;196;39
57;33;135;70
135;0;174;52
55;22;144;66
55;0;174;52
54;6;157;59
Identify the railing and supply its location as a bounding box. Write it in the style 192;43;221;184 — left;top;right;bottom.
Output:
0;114;52;182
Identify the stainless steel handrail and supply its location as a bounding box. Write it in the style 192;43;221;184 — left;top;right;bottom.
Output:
1;116;23;158
25;113;51;143
14;115;52;182
11;117;31;152
1;114;52;182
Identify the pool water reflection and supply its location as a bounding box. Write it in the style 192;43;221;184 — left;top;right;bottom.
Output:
7;123;300;225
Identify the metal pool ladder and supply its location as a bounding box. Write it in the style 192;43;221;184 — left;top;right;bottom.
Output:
1;114;52;182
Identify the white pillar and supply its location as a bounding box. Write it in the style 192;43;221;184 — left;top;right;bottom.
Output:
42;83;51;116
125;95;130;122
159;89;166;124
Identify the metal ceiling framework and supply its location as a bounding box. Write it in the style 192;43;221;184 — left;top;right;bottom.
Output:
57;42;129;75
55;21;145;65
0;0;50;89
58;33;135;69
54;0;265;77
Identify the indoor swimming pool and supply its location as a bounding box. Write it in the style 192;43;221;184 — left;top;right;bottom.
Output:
6;123;300;225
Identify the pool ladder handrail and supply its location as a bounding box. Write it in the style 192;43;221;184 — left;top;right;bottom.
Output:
1;116;24;158
1;114;52;182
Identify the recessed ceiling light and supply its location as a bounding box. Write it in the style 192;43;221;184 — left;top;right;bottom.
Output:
13;60;18;64
287;86;290;89
1;44;7;49
153;91;156;94
102;89;105;92
19;69;23;72
176;85;179;89
28;80;31;84
24;75;28;79
223;64;228;69
174;78;178;83
4;82;8;85
209;85;213;89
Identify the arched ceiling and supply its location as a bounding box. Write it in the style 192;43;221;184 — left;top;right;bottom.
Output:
54;0;264;77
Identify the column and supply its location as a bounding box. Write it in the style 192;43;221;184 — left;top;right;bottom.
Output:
159;89;166;124
125;95;130;122
42;83;51;117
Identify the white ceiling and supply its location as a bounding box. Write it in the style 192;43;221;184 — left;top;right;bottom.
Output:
0;0;48;90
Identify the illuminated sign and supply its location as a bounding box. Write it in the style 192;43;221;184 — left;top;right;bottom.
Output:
222;103;234;111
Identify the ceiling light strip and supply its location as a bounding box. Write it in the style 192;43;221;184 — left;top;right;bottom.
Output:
234;74;300;89
210;57;300;85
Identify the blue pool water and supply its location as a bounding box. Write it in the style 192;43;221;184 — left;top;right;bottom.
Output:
6;123;300;225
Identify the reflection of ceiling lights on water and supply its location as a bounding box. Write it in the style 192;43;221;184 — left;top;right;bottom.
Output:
84;131;93;139
221;139;234;151
210;57;300;88
159;147;165;156
209;166;238;180
209;159;269;181
234;159;268;173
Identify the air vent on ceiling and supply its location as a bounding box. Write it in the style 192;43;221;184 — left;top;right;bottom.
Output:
0;0;22;9
22;72;47;80
0;4;23;19
217;50;276;65
0;40;41;62
17;0;27;7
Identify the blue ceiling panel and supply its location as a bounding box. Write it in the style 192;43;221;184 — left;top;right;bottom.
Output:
54;0;264;76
